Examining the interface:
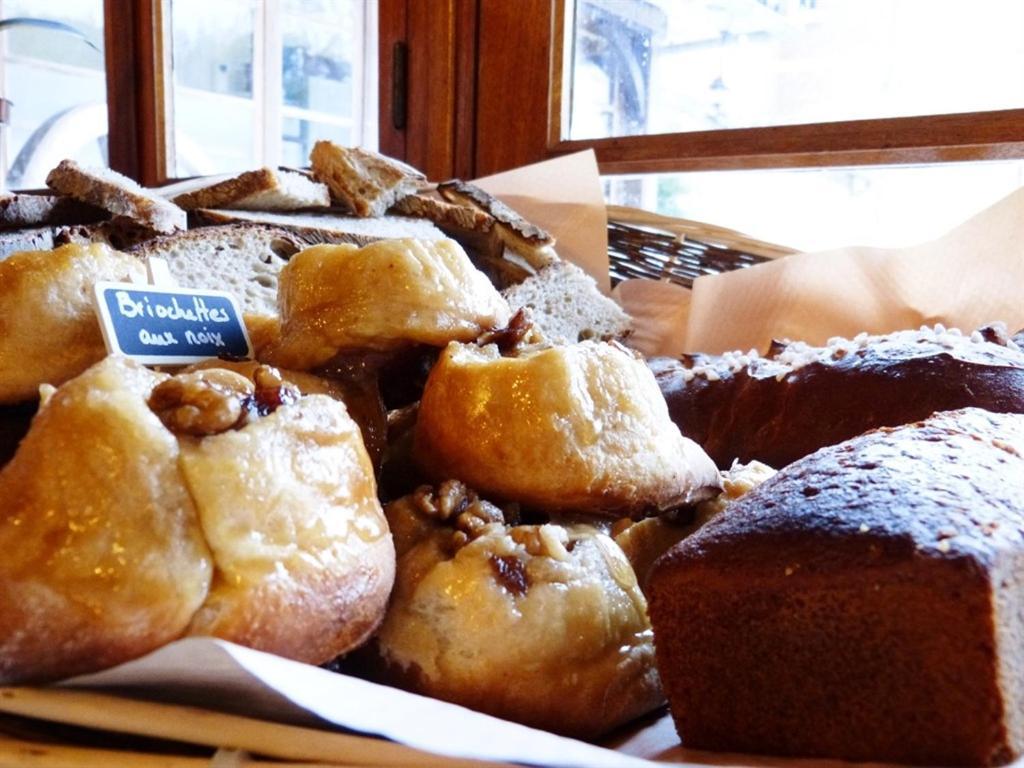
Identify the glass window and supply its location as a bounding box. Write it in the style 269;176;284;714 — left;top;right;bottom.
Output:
566;0;1024;140
607;160;1024;252
171;0;376;177
0;0;107;189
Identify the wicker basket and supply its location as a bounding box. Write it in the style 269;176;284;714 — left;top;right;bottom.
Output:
606;205;797;288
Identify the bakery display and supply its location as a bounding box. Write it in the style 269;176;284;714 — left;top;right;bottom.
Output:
651;323;1024;468
648;407;1024;766
266;238;511;369
415;338;720;516
0;242;145;404
5;146;1024;764
366;480;663;739
0;357;394;683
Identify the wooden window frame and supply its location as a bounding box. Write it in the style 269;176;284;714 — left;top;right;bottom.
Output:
105;0;173;186
104;0;379;186
101;0;1024;185
464;0;1024;178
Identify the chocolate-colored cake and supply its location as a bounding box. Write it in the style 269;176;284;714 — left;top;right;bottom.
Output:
648;408;1024;766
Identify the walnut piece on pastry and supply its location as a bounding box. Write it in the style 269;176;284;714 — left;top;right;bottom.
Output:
0;242;145;404
414;340;721;516
265;238;511;370
368;480;663;739
0;357;394;683
185;358;387;472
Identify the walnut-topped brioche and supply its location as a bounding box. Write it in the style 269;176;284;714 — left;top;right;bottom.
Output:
0;357;394;682
648;408;1024;765
651;322;1024;469
310;142;425;217
265;238;511;370
0;357;211;683
367;480;663;739
46;159;186;234
0;242;145;404
414;340;720;516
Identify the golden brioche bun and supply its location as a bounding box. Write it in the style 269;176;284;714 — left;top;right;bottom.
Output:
266;239;511;369
0;356;394;682
0;356;211;682
0;243;144;404
414;341;721;515
371;483;663;738
181;392;393;661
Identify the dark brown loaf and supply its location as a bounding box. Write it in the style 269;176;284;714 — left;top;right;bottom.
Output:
650;324;1024;468
648;408;1024;766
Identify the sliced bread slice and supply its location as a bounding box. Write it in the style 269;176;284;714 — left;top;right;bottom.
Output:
502;261;633;344
171;168;331;211
437;180;558;270
0;193;107;230
192;208;446;243
46;159;186;234
309;141;425;217
129;224;311;317
0;227;57;262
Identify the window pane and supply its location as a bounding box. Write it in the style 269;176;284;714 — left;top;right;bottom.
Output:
171;0;257;176
608;161;1024;252
282;117;352;167
1;0;107;189
170;0;375;176
280;0;374;160
567;0;1024;139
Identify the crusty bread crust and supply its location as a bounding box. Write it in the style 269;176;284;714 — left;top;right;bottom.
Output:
652;324;1024;469
310;141;424;217
391;193;494;233
437;180;558;270
649;408;1024;765
0;193;106;229
172;168;330;211
46;159;186;234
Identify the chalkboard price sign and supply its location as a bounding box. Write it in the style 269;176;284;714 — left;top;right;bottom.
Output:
93;282;253;365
